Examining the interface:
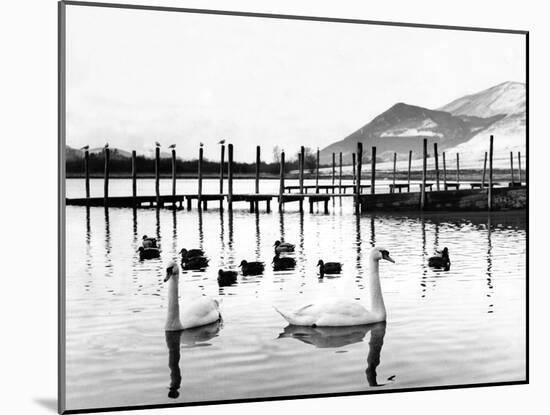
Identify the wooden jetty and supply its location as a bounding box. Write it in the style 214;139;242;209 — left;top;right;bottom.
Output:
67;135;526;213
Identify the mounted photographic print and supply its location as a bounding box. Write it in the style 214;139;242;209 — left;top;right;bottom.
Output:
58;1;528;413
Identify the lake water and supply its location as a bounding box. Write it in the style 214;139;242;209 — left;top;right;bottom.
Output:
64;179;527;411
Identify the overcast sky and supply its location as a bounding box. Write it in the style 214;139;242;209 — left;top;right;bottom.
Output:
65;5;526;161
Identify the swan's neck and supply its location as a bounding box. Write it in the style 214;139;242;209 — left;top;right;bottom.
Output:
166;277;183;331
368;259;386;319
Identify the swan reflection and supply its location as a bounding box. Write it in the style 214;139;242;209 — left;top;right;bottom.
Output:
165;320;223;399
277;322;388;386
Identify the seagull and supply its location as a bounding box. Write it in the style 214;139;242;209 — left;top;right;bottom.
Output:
168;144;176;149
200;142;204;147
155;141;161;147
80;145;89;151
218;139;226;145
103;143;109;149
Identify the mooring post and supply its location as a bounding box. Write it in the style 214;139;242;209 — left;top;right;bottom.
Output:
456;153;460;187
104;147;110;207
421;138;427;209
370;146;376;195
228;144;233;210
198;146;203;208
482;151;488;188
84;149;90;200
518;151;522;185
315;148;320;194
489;135;494;210
434;143;440;191
355;143;363;215
219;143;225;197
407;150;412;192
391;152;397;193
131;150;137;206
332;152;336;194
278;151;285;211
352;153;356;186
510;151;515;186
339;152;343;195
442;152;447;190
300;146;305;194
171;147;176;207
255;145;261;194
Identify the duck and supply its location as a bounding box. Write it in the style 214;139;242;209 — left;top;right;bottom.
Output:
272;254;296;271
179;248;205;261
164;262;221;331
217;269;238;287
181;256;209;270
274;247;395;326
317;260;342;278
274;240;295;254
142;235;158;248
138;246;160;260
428;247;450;270
239;260;265;276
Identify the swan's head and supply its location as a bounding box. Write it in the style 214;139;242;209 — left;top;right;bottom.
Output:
164;261;179;282
273;240;281;247
239;260;247;267
370;247;395;263
317;260;324;267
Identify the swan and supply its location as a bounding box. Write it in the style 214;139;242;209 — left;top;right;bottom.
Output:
164;261;221;331
274;240;295;254
317;260;342;278
428;247;450;270
275;247;394;326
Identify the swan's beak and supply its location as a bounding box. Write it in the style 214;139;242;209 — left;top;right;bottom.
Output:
164;268;172;282
384;255;395;263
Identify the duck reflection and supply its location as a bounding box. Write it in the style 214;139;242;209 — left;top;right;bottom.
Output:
277;322;388;386
165;320;223;399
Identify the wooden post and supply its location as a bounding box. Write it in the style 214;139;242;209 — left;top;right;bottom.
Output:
198;146;203;206
456;153;460;186
407;150;412;192
482;151;487;188
228;144;233;210
131;150;137;204
219;144;225;194
391;152;397;193
370;146;376;195
300;146;305;194
442;152;447;190
518;151;522;185
331;152;335;194
154;146;160;207
510;151;515;185
434;143;440;191
352;153;356;186
255;145;261;193
488;135;494;210
339;152;343;194
278;151;285;211
315;148;320;194
104;147;110;206
421;138;427;209
84;149;90;199
171;148;176;202
355;143;363;214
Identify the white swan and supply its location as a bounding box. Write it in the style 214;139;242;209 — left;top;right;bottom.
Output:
275;247;394;327
164;261;221;331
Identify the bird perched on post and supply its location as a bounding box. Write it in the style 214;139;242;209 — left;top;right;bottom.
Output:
168;144;176;149
103;143;109;149
80;145;89;151
155;141;161;147
218;139;226;145
200;142;204;147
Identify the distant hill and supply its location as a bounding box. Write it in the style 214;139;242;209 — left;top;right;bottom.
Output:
65;145;133;161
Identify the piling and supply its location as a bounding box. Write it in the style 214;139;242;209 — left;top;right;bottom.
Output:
279;151;285;211
84;149;90;200
482;151;487;188
407;150;412;192
442;152;447;189
339;152;343;194
421;138;427;210
198;147;203;207
510;151;515;185
456;153;460;185
131;150;137;205
355;143;363;214
391;152;397;193
104;147;110;206
518;151;522;184
315;148;320;194
332;153;336;194
488;135;494;210
370;146;376;195
255;145;261;193
171;148;176;204
219;144;225;195
228;144;234;210
434;143;440;191
300;146;305;194
352;153;356;186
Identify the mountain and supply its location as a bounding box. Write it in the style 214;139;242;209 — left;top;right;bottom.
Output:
320;103;503;164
